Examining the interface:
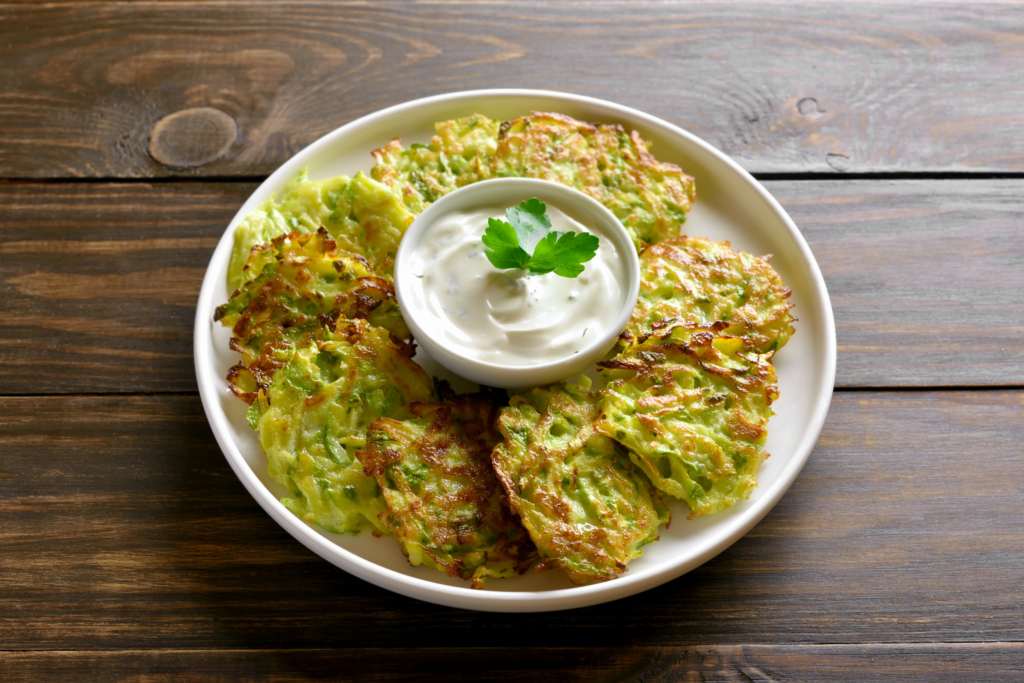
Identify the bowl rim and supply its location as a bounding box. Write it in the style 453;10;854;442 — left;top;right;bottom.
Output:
393;177;642;388
194;88;836;613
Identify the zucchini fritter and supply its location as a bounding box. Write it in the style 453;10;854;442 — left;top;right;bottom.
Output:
358;394;537;588
371;115;501;214
215;229;411;404
623;237;794;353
597;327;778;518
228;169;416;289
491;112;695;250
255;319;435;535
370;112;695;250
492;378;669;585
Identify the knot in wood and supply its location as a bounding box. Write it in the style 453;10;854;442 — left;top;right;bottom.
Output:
797;97;824;118
148;107;237;169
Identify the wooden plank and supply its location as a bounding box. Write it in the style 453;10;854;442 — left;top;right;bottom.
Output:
2;2;1024;178
1;391;1021;649
769;179;1024;388
2;644;1022;682
0;182;253;393
2;179;1021;393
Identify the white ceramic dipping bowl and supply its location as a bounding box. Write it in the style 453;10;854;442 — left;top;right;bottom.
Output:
394;178;641;389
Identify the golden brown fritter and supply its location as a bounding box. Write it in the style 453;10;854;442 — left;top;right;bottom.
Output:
215;228;411;404
370;115;501;214
254;319;436;535
358;393;537;588
229;169;416;289
492;378;669;585
597;326;778;518
623;236;794;353
370;112;696;250
490;112;695;249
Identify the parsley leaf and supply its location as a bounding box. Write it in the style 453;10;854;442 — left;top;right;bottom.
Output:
482;217;531;270
527;230;600;277
506;197;551;252
481;198;599;278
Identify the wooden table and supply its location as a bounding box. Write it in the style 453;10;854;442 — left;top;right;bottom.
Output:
2;3;1022;680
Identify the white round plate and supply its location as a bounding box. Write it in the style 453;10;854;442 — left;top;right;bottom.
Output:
194;89;836;612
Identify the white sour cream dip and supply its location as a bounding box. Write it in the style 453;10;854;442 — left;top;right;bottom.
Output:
404;204;630;367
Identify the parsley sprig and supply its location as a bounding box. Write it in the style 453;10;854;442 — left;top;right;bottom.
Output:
481;198;599;278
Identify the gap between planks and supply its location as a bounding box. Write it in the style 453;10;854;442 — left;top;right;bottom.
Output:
6;172;1024;185
2;642;1021;652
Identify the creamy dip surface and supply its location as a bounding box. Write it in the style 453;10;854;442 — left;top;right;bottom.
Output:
405;204;630;367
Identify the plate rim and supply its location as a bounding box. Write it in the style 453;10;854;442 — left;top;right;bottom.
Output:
193;88;837;612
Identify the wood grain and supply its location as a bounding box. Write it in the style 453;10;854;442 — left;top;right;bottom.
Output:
770;179;1024;388
0;181;252;393
2;179;1021;393
2;644;1023;682
2;2;1024;178
1;392;1021;650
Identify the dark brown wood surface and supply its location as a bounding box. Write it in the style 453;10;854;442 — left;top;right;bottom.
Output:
1;1;1022;681
2;393;1023;653
3;644;1024;683
3;2;1024;178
